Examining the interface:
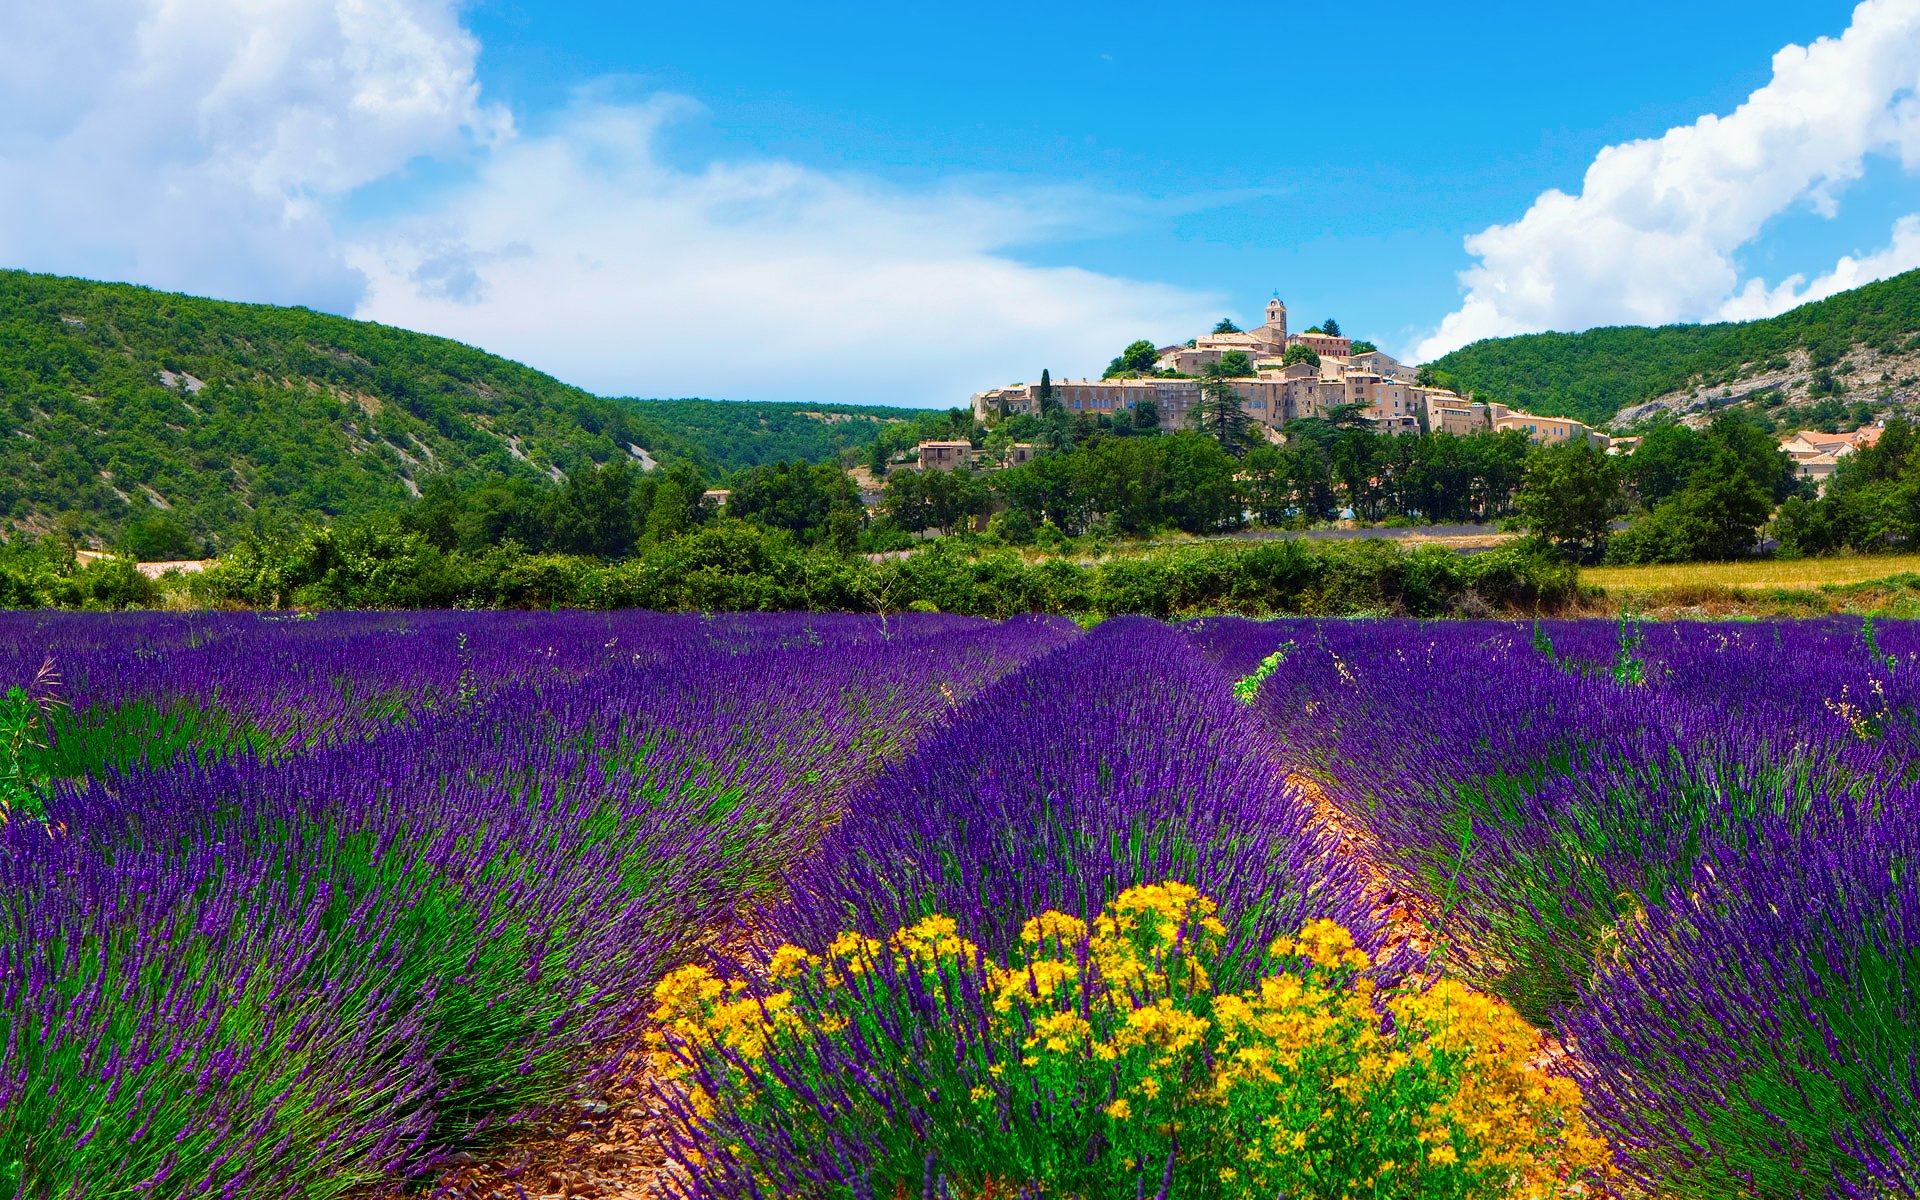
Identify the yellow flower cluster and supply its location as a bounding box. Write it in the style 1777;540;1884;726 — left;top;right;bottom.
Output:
649;883;1610;1199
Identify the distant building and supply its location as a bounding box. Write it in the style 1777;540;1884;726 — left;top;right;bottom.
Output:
916;440;975;471
1779;427;1880;486
702;488;733;509
969;294;1604;448
1422;395;1609;448
1007;442;1039;465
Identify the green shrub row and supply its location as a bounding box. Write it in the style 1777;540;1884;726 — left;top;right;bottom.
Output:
132;519;1577;618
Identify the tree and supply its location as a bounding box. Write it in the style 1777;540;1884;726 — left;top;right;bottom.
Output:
1350;340;1378;355
1608;447;1772;563
1513;441;1620;562
886;467;988;535
1322;318;1342;338
1133;399;1160;432
1674;447;1774;559
1212;318;1242;335
1705;410;1800;503
727;460;861;544
642;476;692;543
1104;340;1160;378
1624;421;1712;508
118;514;200;561
1215;350;1255;377
547;457;641;559
1038;368;1058;414
1189;378;1257;457
1281;345;1321;370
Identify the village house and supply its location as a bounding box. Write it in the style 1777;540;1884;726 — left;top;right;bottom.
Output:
1424;396;1607;447
1778;426;1881;486
915;440;976;471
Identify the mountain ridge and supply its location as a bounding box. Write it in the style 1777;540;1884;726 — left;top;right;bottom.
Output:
1422;268;1920;429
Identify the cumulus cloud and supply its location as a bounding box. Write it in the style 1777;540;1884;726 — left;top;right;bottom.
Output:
0;0;504;309
1415;0;1920;361
1719;213;1920;318
349;100;1219;405
0;0;1217;405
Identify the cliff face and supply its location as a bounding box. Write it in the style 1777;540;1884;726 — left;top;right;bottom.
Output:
1615;342;1920;429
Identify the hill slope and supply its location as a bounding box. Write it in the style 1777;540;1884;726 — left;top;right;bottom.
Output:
0;272;923;552
0;271;708;549
623;398;922;470
1423;269;1920;428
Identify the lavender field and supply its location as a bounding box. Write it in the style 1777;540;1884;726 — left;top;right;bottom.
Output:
2;612;1917;1199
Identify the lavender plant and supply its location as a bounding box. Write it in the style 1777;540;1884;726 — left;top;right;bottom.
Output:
0;611;1067;1197
776;618;1373;983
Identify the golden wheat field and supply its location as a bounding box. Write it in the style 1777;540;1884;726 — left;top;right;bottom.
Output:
1582;555;1920;592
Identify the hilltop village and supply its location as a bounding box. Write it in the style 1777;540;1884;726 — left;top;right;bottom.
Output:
959;297;1604;458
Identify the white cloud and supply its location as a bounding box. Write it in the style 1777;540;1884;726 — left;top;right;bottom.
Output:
0;0;1217;406
0;0;505;310
349;100;1220;405
1415;0;1920;361
1719;214;1920;318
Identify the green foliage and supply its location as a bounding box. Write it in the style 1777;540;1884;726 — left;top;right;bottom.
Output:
0;538;157;609
1772;417;1920;555
728;460;863;544
0;270;715;550
0;659;61;820
1350;340;1379;354
1424;267;1920;426
621;398;923;471
1321;317;1342;337
1212;318;1242;335
1247;427;1531;527
402;458;710;559
997;432;1241;535
884;468;990;535
1104;339;1162;378
1281;345;1321;369
1213;350;1256;377
1608;448;1774;564
1233;642;1295;704
168;517;1576;618
1514;441;1621;562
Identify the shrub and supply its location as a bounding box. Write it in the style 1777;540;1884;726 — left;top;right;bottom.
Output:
654;883;1610;1199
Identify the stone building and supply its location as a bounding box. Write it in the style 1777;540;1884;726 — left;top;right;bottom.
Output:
969;295;1601;448
916;440;975;470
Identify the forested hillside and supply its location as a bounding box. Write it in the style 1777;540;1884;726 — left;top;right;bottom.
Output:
624;398;921;468
1423;268;1920;427
0;272;924;553
0;271;710;550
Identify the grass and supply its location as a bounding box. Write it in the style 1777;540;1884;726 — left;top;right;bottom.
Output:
1582;554;1920;592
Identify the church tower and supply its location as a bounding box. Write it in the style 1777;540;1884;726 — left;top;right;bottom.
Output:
1264;296;1288;341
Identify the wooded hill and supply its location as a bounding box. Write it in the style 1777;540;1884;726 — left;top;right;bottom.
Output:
0;272;912;553
1422;268;1920;428
622;398;923;470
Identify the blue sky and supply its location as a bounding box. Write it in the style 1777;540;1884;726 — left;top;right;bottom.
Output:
456;0;1898;351
4;0;1920;405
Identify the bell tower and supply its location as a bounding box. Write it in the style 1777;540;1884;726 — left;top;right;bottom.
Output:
1265;295;1288;340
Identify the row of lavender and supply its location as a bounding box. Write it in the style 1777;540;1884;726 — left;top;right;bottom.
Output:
1191;616;1920;1199
658;619;1396;1196
0;612;1075;1198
